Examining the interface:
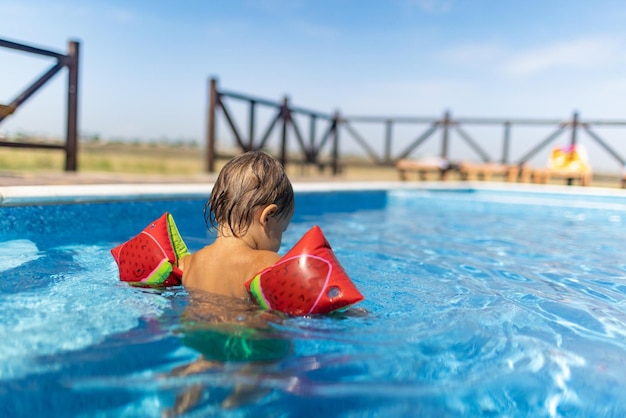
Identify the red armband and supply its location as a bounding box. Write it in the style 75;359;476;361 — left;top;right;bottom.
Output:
245;226;364;316
111;212;190;287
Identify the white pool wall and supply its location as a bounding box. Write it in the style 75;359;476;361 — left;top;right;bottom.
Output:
1;181;626;206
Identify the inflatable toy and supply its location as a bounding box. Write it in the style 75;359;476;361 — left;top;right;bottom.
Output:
548;144;590;172
111;214;364;316
245;226;364;316
111;212;190;287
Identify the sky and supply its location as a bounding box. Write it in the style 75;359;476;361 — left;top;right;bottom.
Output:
2;0;626;171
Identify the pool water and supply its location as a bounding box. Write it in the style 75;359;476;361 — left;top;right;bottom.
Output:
1;187;626;417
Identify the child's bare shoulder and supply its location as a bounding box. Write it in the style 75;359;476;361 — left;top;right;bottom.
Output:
249;249;282;272
180;246;281;295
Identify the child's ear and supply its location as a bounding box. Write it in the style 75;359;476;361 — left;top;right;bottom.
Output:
259;204;278;225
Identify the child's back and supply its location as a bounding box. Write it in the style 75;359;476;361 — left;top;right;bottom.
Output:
180;151;294;299
181;239;281;298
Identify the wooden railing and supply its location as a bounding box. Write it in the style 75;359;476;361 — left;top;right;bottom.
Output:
344;111;626;167
207;78;626;174
0;38;80;171
206;78;341;174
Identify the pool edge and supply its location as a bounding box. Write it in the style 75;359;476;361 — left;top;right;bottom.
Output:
1;181;626;206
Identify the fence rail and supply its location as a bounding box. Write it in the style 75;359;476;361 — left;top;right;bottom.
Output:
0;38;80;171
206;78;340;173
207;77;626;175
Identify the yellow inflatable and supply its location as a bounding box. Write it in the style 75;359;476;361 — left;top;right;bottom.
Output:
548;144;590;173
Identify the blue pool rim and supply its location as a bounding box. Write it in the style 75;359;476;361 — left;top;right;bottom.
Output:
1;181;626;206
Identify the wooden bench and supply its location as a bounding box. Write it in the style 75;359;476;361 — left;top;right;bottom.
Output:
458;162;519;182
530;168;592;186
396;159;453;181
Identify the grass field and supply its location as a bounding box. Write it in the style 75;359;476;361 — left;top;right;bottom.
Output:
0;142;205;175
0;141;624;188
0;141;404;181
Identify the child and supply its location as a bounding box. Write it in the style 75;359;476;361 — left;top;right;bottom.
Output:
179;150;295;299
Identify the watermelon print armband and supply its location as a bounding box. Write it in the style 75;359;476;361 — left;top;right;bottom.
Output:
111;212;190;287
245;226;364;316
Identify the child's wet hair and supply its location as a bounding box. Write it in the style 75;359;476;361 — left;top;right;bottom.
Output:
204;151;294;237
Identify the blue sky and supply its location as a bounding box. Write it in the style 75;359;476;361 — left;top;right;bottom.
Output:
2;0;626;170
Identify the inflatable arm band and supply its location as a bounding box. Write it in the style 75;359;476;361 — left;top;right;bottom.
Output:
245;226;364;316
111;215;365;316
111;212;190;286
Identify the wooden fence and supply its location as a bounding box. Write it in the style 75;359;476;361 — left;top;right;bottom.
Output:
207;77;626;175
0;38;80;171
206;78;341;174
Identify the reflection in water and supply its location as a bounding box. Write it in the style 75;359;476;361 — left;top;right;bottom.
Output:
164;290;290;416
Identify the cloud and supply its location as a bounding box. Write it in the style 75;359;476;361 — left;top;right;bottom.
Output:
436;36;626;80
437;43;506;69
501;37;624;77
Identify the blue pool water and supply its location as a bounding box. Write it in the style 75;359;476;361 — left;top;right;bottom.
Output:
1;186;626;417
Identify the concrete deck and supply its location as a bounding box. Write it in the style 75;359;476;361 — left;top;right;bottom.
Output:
0;171;219;186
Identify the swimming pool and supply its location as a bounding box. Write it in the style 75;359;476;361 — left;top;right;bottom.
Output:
1;182;625;417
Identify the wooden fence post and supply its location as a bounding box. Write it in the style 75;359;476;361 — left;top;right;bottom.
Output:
64;40;79;171
385;119;393;164
279;96;289;167
248;99;256;150
331;111;340;175
502;121;511;164
441;110;451;159
206;77;217;172
571;111;579;146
